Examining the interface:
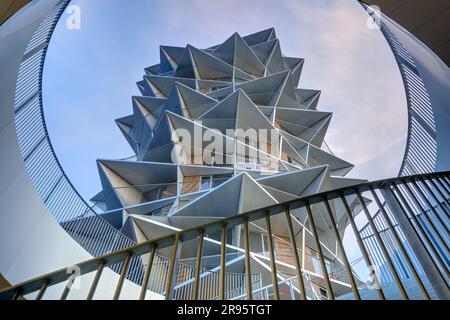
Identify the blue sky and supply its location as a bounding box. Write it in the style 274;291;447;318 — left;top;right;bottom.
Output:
43;0;407;204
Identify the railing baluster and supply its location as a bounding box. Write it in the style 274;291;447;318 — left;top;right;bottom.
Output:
305;200;334;300
370;187;430;300
440;175;450;192
404;182;450;247
323;197;360;300
419;177;450;218
35;281;48;300
192;229;204;300
264;211;280;300
340;193;385;300
219;224;227;300
140;245;157;300
87;261;105;300
429;177;450;209
60;282;71;300
205;270;210;299
243;216;252;300
389;183;450;280
437;176;450;196
284;207;306;300
411;179;450;230
113;254;131;300
165;233;180;300
420;178;450;208
385;182;450;300
11;290;21;301
356;190;409;300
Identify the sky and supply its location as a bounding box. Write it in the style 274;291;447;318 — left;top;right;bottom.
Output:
41;0;411;281
43;0;408;204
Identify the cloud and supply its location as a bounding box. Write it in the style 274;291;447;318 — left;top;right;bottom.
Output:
148;0;408;174
278;0;407;179
44;0;409;200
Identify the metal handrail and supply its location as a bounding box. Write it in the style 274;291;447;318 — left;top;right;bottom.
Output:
0;171;449;300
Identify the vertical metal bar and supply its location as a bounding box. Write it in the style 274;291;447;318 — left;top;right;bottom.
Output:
219;224;227;300
113;253;131;300
429;177;450;208
356;190;409;300
370;187;430;300
387;183;450;294
243;216;252;300
284;207;306;300
205;271;210;299
265;211;280;300
11;290;21;301
323;197;360;300
411;180;450;233
305;200;334;300
192;229;204;300
437;176;450;196
199;269;204;300
430;177;450;198
140;245;157;300
165;233;180;300
87;261;105;300
391;183;450;279
340;193;385;300
60;282;71;300
419;178;450;218
441;175;450;192
35;281;48;300
404;182;450;244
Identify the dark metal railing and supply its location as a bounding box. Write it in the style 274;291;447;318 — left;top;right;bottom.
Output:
0;171;448;300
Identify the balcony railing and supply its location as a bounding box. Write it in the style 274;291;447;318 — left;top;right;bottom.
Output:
0;171;449;300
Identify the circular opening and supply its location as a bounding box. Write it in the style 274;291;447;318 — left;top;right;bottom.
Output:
43;0;407;204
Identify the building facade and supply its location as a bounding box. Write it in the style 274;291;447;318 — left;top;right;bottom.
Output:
0;1;449;300
87;28;367;299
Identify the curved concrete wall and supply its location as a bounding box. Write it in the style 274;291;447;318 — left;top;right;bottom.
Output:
0;0;161;299
387;20;450;172
363;5;450;174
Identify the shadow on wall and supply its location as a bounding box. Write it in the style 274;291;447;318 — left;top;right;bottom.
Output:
0;0;30;26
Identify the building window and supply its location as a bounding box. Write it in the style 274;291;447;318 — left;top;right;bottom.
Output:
200;176;211;191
